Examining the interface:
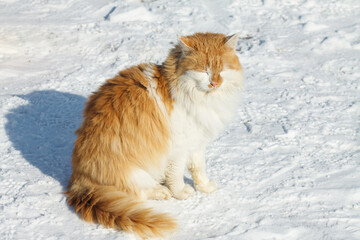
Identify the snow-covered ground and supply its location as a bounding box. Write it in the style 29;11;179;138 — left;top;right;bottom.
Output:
1;0;359;239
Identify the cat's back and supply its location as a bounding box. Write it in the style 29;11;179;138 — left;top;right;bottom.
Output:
74;63;173;174
83;64;172;121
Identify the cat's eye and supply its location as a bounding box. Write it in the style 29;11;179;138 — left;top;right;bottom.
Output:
205;68;212;76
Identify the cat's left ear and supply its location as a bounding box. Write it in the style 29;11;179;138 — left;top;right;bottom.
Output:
225;33;239;50
179;36;193;53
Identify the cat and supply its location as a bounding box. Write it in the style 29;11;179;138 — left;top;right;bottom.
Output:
66;32;244;239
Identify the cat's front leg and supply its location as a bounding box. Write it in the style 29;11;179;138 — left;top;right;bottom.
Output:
166;159;195;200
188;150;217;193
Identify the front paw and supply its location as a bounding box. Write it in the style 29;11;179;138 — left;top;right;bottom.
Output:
195;180;217;193
146;185;172;200
172;184;195;200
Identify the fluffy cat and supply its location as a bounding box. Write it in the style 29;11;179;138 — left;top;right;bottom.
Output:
66;32;244;239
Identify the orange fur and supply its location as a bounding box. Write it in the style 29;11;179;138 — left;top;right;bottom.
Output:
66;180;176;238
66;64;175;238
66;32;243;238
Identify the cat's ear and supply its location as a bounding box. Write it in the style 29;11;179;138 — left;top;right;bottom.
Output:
179;36;193;53
225;33;239;50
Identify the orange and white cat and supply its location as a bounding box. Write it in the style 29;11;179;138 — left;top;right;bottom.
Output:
66;32;244;239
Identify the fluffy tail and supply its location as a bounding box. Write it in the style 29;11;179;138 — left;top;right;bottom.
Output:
65;184;176;239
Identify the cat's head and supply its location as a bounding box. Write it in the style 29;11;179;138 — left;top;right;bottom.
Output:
174;32;243;93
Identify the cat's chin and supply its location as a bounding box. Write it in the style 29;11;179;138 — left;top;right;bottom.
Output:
194;84;218;93
205;86;222;94
205;88;217;94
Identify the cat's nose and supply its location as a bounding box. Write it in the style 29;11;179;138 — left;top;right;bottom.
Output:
210;81;218;87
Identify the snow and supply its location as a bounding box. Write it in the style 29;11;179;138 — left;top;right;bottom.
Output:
0;0;359;239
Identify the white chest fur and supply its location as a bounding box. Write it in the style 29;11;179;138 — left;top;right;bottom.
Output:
169;69;244;154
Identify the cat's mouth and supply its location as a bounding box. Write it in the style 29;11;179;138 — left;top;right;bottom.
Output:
206;85;219;93
207;84;216;91
207;81;222;91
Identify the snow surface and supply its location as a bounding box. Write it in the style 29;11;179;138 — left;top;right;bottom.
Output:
0;0;359;239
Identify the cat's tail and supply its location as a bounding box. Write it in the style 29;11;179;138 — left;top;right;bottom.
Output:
65;183;176;239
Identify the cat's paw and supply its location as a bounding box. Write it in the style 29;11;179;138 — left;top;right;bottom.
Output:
172;184;195;200
146;185;172;200
195;180;217;193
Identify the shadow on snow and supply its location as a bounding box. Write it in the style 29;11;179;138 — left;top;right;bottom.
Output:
5;90;86;188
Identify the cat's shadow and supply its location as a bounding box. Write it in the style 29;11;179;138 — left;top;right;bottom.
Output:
5;90;86;188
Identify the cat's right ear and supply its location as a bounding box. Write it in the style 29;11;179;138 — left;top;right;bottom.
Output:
179;36;193;54
225;33;240;50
